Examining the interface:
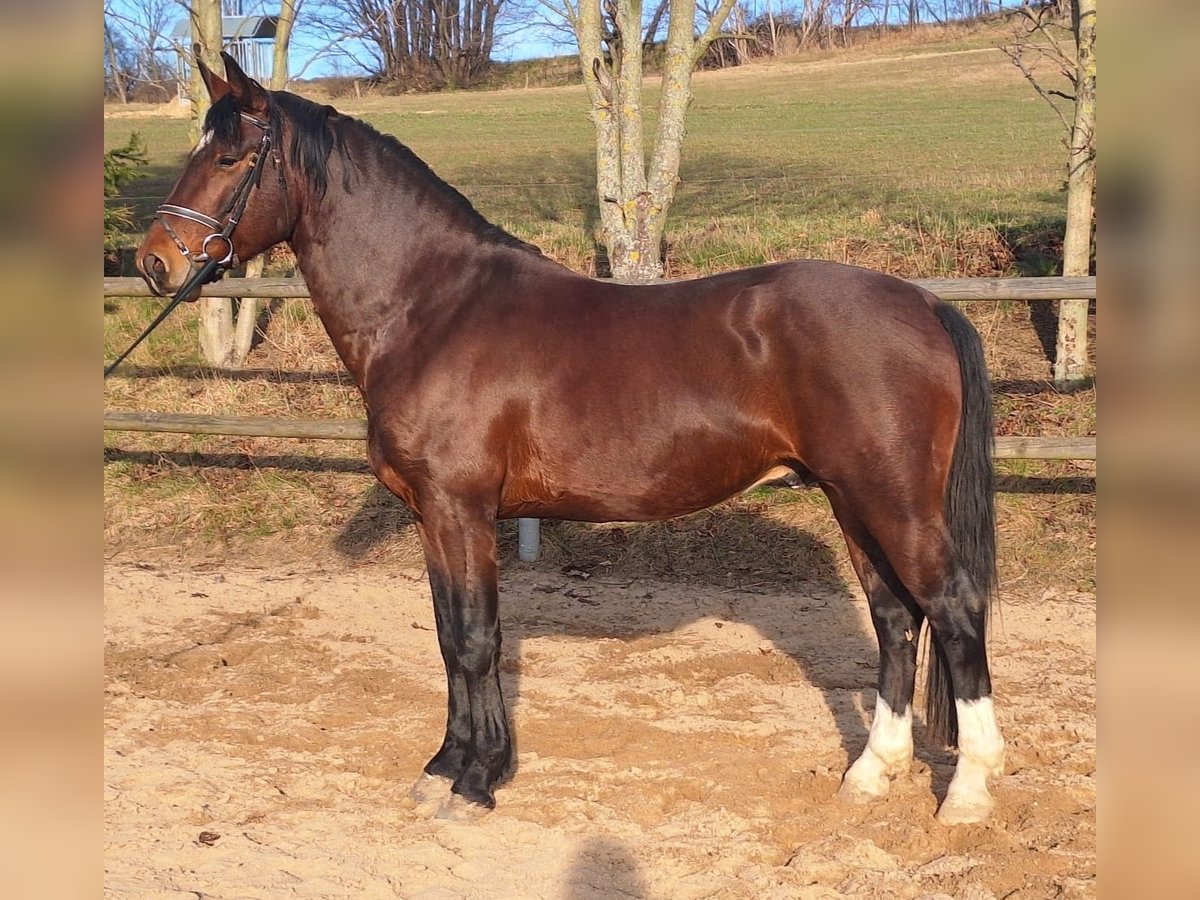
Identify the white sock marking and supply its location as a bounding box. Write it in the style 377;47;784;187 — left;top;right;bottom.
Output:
939;696;1005;823
842;697;913;798
954;697;1004;773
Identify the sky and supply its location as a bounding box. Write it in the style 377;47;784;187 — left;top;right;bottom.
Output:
106;1;1018;83
106;0;571;84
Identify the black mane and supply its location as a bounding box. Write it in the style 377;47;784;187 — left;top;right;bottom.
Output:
208;90;541;256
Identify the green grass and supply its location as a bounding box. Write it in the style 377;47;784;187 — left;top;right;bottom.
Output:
104;23;1070;277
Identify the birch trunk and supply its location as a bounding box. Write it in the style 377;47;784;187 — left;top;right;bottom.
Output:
1054;0;1096;387
271;0;298;91
200;257;264;369
575;0;738;282
189;1;223;142
190;0;243;365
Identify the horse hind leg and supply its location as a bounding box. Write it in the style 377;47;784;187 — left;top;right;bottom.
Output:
834;518;923;804
925;565;1005;825
867;512;1004;824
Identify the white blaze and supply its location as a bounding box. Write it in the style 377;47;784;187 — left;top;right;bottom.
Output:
190;130;214;158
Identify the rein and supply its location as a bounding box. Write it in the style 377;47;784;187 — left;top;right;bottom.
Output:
104;112;282;380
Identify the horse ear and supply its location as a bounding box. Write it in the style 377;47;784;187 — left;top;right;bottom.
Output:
195;46;231;102
220;51;269;117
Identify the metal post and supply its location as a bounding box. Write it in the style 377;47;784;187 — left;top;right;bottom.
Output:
517;517;541;562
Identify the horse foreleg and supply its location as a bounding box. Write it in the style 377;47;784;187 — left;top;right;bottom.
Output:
416;506;511;818
410;551;470;808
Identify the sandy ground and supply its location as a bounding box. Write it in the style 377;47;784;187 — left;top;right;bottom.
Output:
104;560;1094;899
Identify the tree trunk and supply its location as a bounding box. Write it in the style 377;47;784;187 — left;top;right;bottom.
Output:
1054;0;1096;387
105;23;128;103
190;0;223;141
193;3;248;361
271;0;298;91
190;0;241;365
575;0;737;282
200;257;264;369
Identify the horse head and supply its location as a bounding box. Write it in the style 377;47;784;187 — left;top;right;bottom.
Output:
136;50;293;299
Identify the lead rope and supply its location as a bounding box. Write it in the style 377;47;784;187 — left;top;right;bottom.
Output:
103;257;221;379
105;113;285;379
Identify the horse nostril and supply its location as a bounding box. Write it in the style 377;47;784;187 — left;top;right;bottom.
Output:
142;253;167;283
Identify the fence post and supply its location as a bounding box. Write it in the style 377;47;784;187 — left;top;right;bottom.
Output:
518;518;541;562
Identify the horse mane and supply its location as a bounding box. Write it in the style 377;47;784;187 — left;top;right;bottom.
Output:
207;90;543;257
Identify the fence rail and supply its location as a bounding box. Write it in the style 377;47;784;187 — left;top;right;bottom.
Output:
104;275;1097;301
105;274;1097;560
102;411;1095;461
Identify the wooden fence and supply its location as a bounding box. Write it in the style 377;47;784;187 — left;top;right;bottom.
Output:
104;275;1097;302
100;411;1095;461
104;275;1096;560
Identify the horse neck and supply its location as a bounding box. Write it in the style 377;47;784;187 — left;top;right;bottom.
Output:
284;126;542;388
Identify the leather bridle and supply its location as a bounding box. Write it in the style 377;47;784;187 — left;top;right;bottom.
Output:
154;111;275;273
104;110;287;379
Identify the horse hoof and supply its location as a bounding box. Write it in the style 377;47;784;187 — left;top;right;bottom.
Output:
838;774;890;804
435;793;493;822
935;792;994;826
409;773;454;806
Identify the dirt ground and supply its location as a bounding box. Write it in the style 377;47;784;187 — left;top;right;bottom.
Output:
104;552;1095;899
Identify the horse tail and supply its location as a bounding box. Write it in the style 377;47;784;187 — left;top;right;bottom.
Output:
925;299;997;747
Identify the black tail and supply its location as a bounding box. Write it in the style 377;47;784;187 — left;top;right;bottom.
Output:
925;300;997;746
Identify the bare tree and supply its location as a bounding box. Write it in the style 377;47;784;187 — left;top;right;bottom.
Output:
311;0;507;89
798;1;835;49
104;0;179;100
104;18;131;103
1003;0;1096;386
541;0;738;281
839;0;868;44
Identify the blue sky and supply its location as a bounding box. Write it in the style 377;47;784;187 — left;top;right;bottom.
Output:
106;1;1016;82
106;0;571;83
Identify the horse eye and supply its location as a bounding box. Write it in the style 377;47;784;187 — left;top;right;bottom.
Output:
217;156;239;168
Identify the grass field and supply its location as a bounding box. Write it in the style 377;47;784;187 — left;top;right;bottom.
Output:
103;21;1094;594
104;21;1069;276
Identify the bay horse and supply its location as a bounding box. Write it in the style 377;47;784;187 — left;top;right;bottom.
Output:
135;53;1005;824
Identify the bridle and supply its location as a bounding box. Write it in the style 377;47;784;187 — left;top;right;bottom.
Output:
154;111;275;273
104;110;288;379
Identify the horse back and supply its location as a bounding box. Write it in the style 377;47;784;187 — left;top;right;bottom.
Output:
365;258;961;521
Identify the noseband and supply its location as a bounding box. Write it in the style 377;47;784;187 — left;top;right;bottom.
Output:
155;111;276;273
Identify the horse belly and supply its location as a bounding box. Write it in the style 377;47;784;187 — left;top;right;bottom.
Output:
499;427;785;523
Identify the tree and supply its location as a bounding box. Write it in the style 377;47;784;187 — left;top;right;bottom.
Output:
1004;0;1096;386
103;0;178;100
546;0;739;281
104;19;132;103
271;0;299;90
190;0;224;138
104;134;148;248
312;0;507;89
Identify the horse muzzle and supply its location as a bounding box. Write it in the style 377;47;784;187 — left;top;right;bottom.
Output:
136;246;223;302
